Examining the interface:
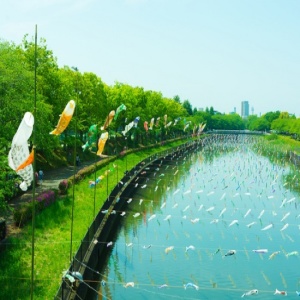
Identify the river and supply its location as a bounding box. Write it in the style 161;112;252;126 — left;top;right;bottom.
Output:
95;135;300;299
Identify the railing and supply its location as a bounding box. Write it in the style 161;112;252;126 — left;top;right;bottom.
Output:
206;129;266;135
289;151;300;166
54;139;200;300
0;219;6;242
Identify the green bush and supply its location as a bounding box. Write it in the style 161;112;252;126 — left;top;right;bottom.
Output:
0;218;6;241
13;190;56;227
13;202;33;227
58;180;69;195
265;133;278;141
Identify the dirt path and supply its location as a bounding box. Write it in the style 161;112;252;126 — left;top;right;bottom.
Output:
2;160;95;238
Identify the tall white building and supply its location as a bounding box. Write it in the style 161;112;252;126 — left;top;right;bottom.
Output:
241;101;249;118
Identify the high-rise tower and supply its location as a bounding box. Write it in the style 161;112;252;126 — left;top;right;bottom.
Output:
241;101;249;118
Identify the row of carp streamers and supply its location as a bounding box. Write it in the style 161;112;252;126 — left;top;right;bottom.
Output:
82;103;127;155
83;111;206;154
8;100;206;191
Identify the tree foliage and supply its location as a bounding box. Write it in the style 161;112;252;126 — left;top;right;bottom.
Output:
0;36;298;207
271;118;300;139
182;100;193;115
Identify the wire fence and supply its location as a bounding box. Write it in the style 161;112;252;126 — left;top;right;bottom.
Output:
55;139;200;300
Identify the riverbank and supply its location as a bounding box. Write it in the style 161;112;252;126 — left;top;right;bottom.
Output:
1;159;99;239
0;139;189;300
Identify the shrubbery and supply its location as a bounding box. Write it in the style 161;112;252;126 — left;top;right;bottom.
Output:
36;190;56;208
0;218;6;241
14;190;56;227
58;180;68;195
265;133;279;141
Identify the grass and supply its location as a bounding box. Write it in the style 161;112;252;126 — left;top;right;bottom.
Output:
265;134;300;154
0;138;188;300
253;135;300;194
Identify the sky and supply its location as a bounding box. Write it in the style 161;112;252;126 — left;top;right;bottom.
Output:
1;0;300;117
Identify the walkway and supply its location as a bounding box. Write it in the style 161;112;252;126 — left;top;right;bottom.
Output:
2;160;96;238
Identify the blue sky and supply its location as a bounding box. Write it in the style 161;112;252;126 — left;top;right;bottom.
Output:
1;0;299;116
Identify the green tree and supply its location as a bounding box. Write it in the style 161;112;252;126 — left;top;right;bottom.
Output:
263;111;280;123
225;114;245;130
289;119;300;139
0;40;33;146
194;110;212;130
0;149;18;210
271;118;300;138
211;114;244;130
21;36;68;156
245;115;258;130
78;72;107;131
279;111;291;119
248;117;270;131
173;95;181;103
182;100;193;115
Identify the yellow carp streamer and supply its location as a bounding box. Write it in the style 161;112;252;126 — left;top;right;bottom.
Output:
97;132;108;156
165;246;174;254
50;100;76;135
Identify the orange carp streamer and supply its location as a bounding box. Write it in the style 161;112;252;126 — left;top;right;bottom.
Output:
50;100;76;135
101;110;115;130
16;150;34;172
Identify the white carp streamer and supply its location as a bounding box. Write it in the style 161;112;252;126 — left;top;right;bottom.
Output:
8;112;34;191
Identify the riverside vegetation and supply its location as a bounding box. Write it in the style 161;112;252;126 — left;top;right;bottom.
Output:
0;138;191;299
0;134;299;299
1;34;300;299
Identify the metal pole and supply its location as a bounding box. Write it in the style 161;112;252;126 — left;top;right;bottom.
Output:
30;24;38;300
106;163;109;199
70;66;79;262
93;160;97;218
125;137;128;172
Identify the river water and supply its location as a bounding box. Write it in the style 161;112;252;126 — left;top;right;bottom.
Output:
96;135;300;299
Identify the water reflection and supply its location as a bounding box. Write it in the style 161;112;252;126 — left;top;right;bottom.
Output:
94;135;299;299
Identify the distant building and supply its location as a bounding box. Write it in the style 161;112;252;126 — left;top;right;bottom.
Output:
230;107;237;115
241;101;249;118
